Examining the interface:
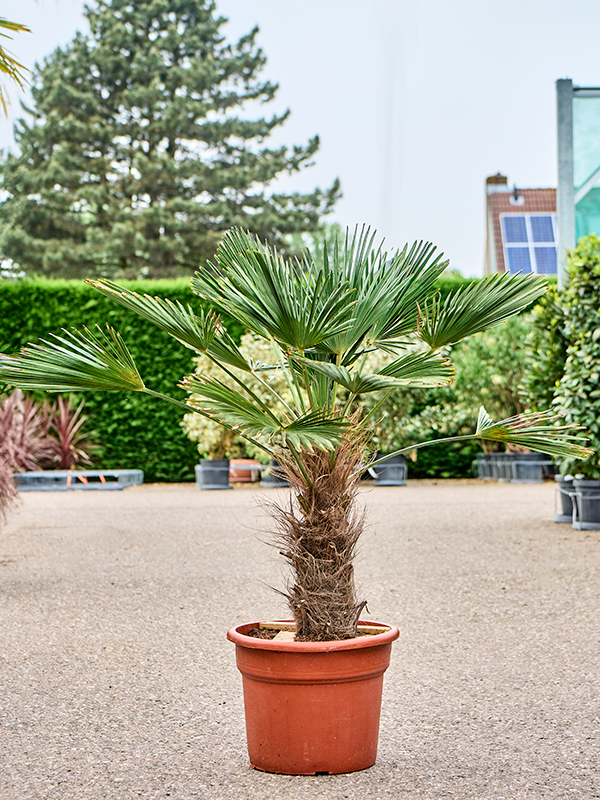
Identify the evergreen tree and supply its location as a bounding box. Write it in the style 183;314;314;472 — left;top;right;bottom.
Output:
0;0;339;278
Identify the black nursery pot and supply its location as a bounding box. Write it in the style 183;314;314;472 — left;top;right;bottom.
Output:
475;453;494;480
370;455;407;487
554;475;574;523
260;459;290;488
195;459;232;490
491;452;515;482
510;452;552;484
572;479;600;530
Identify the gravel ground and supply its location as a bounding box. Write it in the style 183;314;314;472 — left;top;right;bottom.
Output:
1;479;599;800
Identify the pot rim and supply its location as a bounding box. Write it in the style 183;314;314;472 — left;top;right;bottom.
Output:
227;619;399;652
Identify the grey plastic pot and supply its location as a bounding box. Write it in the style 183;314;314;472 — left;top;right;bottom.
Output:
554;475;574;523
475;454;494;480
572;479;600;530
195;459;232;490
369;455;407;487
510;453;552;483
260;459;290;488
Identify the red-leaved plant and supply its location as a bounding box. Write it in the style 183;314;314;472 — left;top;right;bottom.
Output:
0;390;98;524
45;395;98;470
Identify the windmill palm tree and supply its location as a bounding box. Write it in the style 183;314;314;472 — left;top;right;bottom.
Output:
0;228;591;640
0;18;30;114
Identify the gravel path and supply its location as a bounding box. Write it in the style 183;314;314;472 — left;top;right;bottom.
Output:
1;480;598;799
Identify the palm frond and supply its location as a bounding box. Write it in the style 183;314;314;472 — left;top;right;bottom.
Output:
319;232;449;358
0;326;145;392
182;375;348;449
182;375;283;436
370;241;450;343
417;272;547;349
0;18;30;113
280;410;350;450
191;228;355;351
206;328;252;372
291;356;434;395
87;279;218;353
475;406;593;460
377;350;456;385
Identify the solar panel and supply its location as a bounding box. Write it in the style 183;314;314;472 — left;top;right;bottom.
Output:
534;248;558;273
530;216;554;243
502;216;528;243
507;248;532;273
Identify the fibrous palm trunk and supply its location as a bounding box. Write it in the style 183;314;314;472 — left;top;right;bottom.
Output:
271;440;368;641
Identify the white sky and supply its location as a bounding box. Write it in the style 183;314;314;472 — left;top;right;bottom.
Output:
3;0;600;276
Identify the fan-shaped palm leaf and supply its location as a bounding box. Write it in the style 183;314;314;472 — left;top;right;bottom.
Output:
318;232;449;358
280;410;350;450
183;375;348;449
87;279;219;353
418;272;547;349
0;327;145;392
377;350;456;385
475;406;592;459
292;354;453;395
191;228;355;350
183;375;283;437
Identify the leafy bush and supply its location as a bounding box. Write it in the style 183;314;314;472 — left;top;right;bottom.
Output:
365;314;533;476
182;332;290;461
519;285;568;413
0;278;244;481
553;235;600;477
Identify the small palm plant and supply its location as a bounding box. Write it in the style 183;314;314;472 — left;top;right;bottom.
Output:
0;228;591;639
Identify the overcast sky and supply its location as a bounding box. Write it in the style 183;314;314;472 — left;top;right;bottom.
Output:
3;0;600;276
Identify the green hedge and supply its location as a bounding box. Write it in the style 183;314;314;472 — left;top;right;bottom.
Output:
0;278;244;482
0;272;478;482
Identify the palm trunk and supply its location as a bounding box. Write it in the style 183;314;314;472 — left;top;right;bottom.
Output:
271;442;367;641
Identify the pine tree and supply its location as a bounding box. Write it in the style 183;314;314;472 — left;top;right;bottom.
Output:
0;0;339;278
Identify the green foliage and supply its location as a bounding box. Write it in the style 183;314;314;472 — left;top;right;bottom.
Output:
519;285;568;413
0;228;590;644
0;229;589;480
369;315;536;474
0;0;339;278
554;234;600;477
0;18;30;114
0;277;243;481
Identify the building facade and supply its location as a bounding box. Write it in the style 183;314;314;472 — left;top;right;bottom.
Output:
485;173;557;276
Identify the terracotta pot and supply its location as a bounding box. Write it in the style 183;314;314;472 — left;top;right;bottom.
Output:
229;459;261;483
227;620;399;775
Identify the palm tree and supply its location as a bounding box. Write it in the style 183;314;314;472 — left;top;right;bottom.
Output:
0;228;591;640
0;18;30;115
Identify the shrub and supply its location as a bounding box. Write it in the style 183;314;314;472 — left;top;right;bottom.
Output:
0;278;243;481
365;315;533;476
553;235;600;477
519;285;568;413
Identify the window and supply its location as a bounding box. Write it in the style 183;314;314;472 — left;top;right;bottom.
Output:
500;213;557;275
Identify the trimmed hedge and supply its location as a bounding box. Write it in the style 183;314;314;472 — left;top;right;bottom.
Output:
0;278;244;482
0;272;477;482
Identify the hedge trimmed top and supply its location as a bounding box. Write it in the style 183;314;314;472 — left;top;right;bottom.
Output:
0;228;593;464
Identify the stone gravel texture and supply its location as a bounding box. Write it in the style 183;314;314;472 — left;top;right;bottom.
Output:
1;479;599;800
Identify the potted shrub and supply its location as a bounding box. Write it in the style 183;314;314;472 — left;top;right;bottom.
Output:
553;235;600;529
0;227;591;774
